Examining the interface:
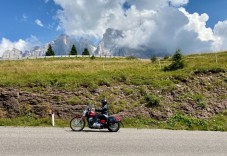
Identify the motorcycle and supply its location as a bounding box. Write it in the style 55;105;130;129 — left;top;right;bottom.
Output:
70;105;122;132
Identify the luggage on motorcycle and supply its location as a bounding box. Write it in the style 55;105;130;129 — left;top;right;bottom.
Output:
108;116;118;123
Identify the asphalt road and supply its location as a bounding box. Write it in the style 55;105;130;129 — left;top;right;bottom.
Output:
0;127;226;156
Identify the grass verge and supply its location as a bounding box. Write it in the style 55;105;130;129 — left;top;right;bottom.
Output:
0;112;226;131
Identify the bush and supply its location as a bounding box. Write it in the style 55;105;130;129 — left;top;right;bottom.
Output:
66;97;82;105
90;55;95;60
123;88;134;96
98;79;110;87
194;67;226;75
126;56;138;60
192;94;207;109
144;94;160;107
167;114;208;129
150;56;157;62
164;49;185;71
163;55;169;60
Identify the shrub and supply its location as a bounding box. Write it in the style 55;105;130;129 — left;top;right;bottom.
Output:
138;86;146;96
164;49;185;71
163;55;169;60
90;55;95;60
224;78;227;83
122;88;134;96
144;94;160;107
192;94;207;109
66;97;82;105
126;56;138;60
150;56;157;62
98;79;110;87
197;101;207;109
108;101;127;114
168;114;208;129
118;74;127;83
194;67;226;75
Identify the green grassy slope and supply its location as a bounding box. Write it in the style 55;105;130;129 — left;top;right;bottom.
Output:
0;52;226;89
0;52;226;130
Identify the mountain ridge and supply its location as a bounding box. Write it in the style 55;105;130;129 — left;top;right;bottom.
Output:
1;29;177;59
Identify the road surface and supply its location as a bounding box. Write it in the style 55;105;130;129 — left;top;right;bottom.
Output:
0;127;226;156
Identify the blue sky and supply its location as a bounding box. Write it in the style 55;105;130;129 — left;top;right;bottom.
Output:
185;0;227;29
1;0;226;43
1;0;227;54
0;0;61;43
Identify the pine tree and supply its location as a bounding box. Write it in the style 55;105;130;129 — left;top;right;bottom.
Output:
82;48;90;56
46;44;55;56
164;49;185;71
69;44;77;55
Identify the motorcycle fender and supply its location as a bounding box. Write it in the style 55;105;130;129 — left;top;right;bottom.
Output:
115;116;122;122
108;116;120;124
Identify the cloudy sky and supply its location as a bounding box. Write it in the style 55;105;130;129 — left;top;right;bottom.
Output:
1;0;227;56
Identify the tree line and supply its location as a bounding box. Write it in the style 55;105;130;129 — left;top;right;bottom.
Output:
45;44;90;56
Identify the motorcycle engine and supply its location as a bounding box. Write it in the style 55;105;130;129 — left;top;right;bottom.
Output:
88;117;94;125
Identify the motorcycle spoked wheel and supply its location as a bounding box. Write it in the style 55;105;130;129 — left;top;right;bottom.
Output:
70;117;85;131
107;122;120;132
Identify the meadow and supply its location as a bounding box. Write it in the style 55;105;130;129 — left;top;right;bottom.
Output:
0;52;226;90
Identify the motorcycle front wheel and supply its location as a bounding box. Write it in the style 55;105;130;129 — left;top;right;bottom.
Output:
108;122;120;132
70;117;85;131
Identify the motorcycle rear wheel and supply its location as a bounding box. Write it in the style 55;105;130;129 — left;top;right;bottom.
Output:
108;122;120;132
70;117;85;131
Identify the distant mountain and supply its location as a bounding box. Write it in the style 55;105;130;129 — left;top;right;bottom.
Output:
50;34;96;55
95;28;123;56
95;28;169;58
1;34;97;59
50;34;74;55
1;48;23;59
1;31;168;59
23;46;47;58
77;37;96;55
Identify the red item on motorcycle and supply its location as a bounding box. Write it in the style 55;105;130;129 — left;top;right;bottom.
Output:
89;111;96;117
100;119;106;124
115;116;122;121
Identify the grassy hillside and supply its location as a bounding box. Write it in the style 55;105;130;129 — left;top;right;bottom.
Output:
0;52;226;131
0;52;226;89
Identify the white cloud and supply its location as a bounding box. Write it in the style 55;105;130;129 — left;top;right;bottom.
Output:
0;36;41;57
117;5;212;54
169;0;189;6
54;0;125;38
212;21;227;51
35;19;44;27
179;8;215;42
53;0;227;54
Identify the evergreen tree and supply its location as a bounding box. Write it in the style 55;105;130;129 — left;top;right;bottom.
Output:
82;48;90;56
150;56;157;62
164;49;185;71
69;44;77;55
46;44;55;56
